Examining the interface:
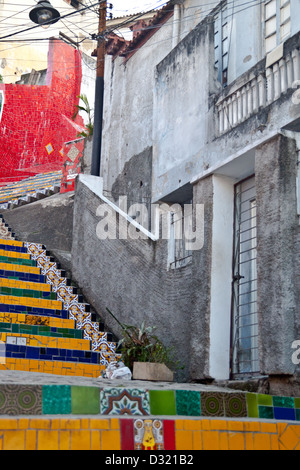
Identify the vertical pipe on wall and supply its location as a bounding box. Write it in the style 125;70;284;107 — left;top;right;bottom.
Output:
91;0;106;177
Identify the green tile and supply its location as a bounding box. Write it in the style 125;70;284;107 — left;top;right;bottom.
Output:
175;390;201;416
296;409;300;421
294;398;300;409
42;385;71;414
246;393;258;418
258;405;274;419
272;396;294;408
149;390;176;416
257;394;273;406
71;386;100;414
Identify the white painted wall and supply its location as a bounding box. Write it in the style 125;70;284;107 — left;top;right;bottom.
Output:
209;175;234;380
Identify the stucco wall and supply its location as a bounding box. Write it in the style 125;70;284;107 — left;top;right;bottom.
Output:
255;134;299;376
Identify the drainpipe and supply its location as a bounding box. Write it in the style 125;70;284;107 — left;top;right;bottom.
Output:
91;0;107;177
172;1;182;48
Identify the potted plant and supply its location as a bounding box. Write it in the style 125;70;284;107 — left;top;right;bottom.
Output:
106;308;182;381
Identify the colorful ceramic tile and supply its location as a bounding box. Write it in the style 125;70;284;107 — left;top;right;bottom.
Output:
71;386;100;414
134;419;165;450
224;392;247;417
274;407;295;421
42;385;71;414
100;388;150;416
257;394;273;406
120;419;135;450
295;398;300;409
246;393;259;418
258;405;274;419
175;390;201;416
296;409;300;421
200;392;225;417
272;396;294;408
0;384;42;415
149;390;176;416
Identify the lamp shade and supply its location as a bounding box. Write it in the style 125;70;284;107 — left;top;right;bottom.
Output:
29;0;60;26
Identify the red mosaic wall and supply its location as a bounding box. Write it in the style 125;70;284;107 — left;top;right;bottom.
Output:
0;40;85;186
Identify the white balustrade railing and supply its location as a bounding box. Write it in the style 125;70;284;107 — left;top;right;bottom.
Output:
216;46;300;135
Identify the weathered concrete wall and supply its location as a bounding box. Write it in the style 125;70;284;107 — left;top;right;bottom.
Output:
2;192;74;273
71;178;207;382
255;135;299;376
101;15;174;192
152;16;218;201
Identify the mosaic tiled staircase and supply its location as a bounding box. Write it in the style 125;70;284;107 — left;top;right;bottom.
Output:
0;171;62;211
0;214;119;378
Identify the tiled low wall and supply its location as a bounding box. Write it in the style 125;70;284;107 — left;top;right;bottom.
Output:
0;417;299;450
0;384;299;422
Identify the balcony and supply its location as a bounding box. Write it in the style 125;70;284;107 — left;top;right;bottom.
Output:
215;33;300;136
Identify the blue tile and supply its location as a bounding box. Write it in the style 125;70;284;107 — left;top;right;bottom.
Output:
274;407;296;421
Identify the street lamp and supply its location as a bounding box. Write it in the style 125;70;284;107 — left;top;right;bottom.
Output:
29;0;60;28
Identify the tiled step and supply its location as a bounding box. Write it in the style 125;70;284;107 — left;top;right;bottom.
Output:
0;359;105;377
0;320;83;339
0;332;91;351
0;312;77;329
0;216;121;378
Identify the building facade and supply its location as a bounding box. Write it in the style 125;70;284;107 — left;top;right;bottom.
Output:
71;0;300;390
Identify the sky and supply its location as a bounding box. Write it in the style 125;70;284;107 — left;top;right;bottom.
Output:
111;0;167;17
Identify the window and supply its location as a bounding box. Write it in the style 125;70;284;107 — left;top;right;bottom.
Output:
214;2;229;87
231;176;259;377
264;0;291;54
168;201;193;270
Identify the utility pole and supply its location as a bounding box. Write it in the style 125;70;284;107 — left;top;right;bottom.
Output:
91;0;107;176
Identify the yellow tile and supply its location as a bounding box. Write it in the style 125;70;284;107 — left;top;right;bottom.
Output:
80;419;90;430
184;420;202;431
101;430;121;450
278;425;300;450
0;419;19;430
228;432;245;450
228;421;244;431
70;430;91;450
201;419;211;430
90;419;110;430
25;430;37;450
3;430;26;450
60;419;81;430
193;431;202;450
176;430;194;450
91;431;101;450
270;434;280;450
219;432;229;450
37;431;59;450
210;419;227;430
202;431;220;450
18;418;30;430
110;419;120;430
260;422;277;433
29;419;51;430
245;432;254;450
51;419;61;430
175;420;185;430
253;433;271;450
59;431;70;450
244;421;260;432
